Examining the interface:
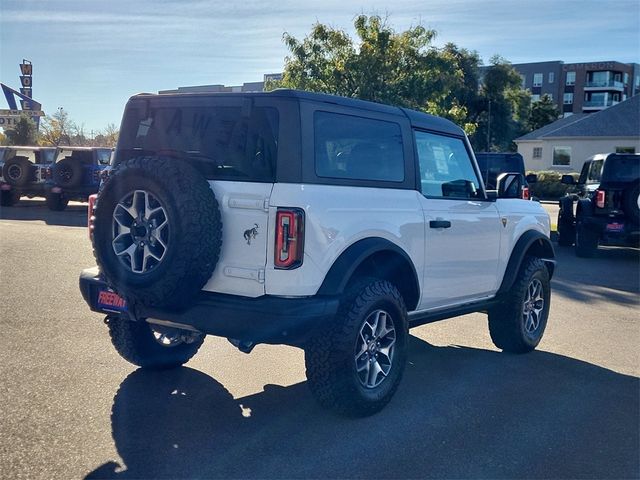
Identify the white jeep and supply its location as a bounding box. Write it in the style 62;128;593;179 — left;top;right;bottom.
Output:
80;90;555;416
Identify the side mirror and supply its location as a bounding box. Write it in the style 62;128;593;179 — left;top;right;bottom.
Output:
525;173;538;184
561;174;576;185
497;172;524;199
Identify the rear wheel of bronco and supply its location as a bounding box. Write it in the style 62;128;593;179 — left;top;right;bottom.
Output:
305;278;408;417
488;256;550;353
107;316;205;369
46;191;69;211
93;157;222;309
0;189;20;207
575;221;598;257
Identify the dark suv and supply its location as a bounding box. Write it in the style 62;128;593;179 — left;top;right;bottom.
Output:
46;147;112;210
0;146;57;206
557;153;640;256
475;152;537;199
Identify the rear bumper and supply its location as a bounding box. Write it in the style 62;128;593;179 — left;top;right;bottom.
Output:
582;216;640;245
79;268;339;346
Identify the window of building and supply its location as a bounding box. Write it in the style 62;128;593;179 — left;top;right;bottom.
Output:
533;73;543;87
520;74;526;89
624;73;629;85
563;93;573;104
549;72;555;83
414;130;480;199
553;146;571;166
566;71;576;85
531;94;541;102
314;111;404;182
533;147;542;158
563;112;573;118
616;146;636;154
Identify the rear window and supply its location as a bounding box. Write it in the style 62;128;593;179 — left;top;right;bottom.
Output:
314;111;404;182
117;104;279;182
475;153;524;188
602;155;640;182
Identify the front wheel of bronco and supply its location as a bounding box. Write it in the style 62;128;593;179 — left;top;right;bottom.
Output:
488;256;550;353
305;278;408;417
108;316;205;369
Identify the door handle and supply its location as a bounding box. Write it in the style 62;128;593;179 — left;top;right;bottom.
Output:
429;220;451;229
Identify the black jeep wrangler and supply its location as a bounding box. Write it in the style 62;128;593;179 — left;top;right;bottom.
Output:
557;153;640;257
474;152;537;199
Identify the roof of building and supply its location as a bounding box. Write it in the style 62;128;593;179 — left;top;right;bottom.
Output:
516;95;640;141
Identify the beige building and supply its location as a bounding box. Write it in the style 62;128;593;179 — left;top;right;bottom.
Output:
515;95;640;173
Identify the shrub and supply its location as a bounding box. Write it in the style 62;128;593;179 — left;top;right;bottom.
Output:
528;170;579;200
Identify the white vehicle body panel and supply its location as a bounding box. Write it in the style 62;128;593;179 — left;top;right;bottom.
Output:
418;197;502;309
265;184;425;298
201;181;273;297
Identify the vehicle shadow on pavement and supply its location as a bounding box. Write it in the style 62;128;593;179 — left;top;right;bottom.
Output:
0;200;87;227
86;337;639;479
552;246;640;306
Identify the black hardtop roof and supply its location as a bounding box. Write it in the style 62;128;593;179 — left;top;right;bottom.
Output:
1;145;56;151
132;89;465;136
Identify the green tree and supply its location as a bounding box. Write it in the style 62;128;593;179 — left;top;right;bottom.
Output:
471;56;531;152
274;15;478;133
527;94;559;132
40;108;76;146
4;115;38;145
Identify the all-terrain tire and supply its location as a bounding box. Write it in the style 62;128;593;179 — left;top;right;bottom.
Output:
0;189;20;207
557;211;575;246
575;221;598;257
623;182;640;225
108;316;205;369
305;278;409;417
2;156;33;187
488;256;550;353
93;156;222;309
53;158;84;188
46;191;69;211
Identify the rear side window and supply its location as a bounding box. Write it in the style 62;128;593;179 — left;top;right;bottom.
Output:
56;149;93;163
96;149;111;166
314;111;404;182
586;160;603;184
118;105;279;181
415;130;481;199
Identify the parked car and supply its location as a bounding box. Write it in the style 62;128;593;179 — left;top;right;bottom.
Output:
45;146;113;211
557;153;640;256
80;90;555;416
0;146;57;206
474;152;537;199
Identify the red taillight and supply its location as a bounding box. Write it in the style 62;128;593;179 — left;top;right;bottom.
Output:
88;194;97;240
522;186;530;200
596;190;605;208
274;208;305;269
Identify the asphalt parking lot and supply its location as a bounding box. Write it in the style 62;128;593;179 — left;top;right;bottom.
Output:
0;199;638;479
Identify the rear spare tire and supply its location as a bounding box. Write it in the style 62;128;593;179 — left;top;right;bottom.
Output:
2;156;33;187
624;183;640;225
93;156;222;309
53;158;84;188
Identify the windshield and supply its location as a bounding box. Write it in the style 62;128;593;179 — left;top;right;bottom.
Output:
117;103;279;182
602;155;639;182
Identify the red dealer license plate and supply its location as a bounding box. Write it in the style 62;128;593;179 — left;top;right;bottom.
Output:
606;222;624;232
97;289;128;312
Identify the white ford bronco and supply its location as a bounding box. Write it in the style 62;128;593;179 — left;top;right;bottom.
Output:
80;90;555;416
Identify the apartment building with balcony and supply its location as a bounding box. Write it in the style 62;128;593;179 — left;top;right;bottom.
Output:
506;60;640;117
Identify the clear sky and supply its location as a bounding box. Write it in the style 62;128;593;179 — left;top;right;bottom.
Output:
1;0;639;132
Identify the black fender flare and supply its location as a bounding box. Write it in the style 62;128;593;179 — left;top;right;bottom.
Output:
317;237;420;309
497;230;556;295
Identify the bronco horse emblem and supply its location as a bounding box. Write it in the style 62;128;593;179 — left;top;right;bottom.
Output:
243;224;259;245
